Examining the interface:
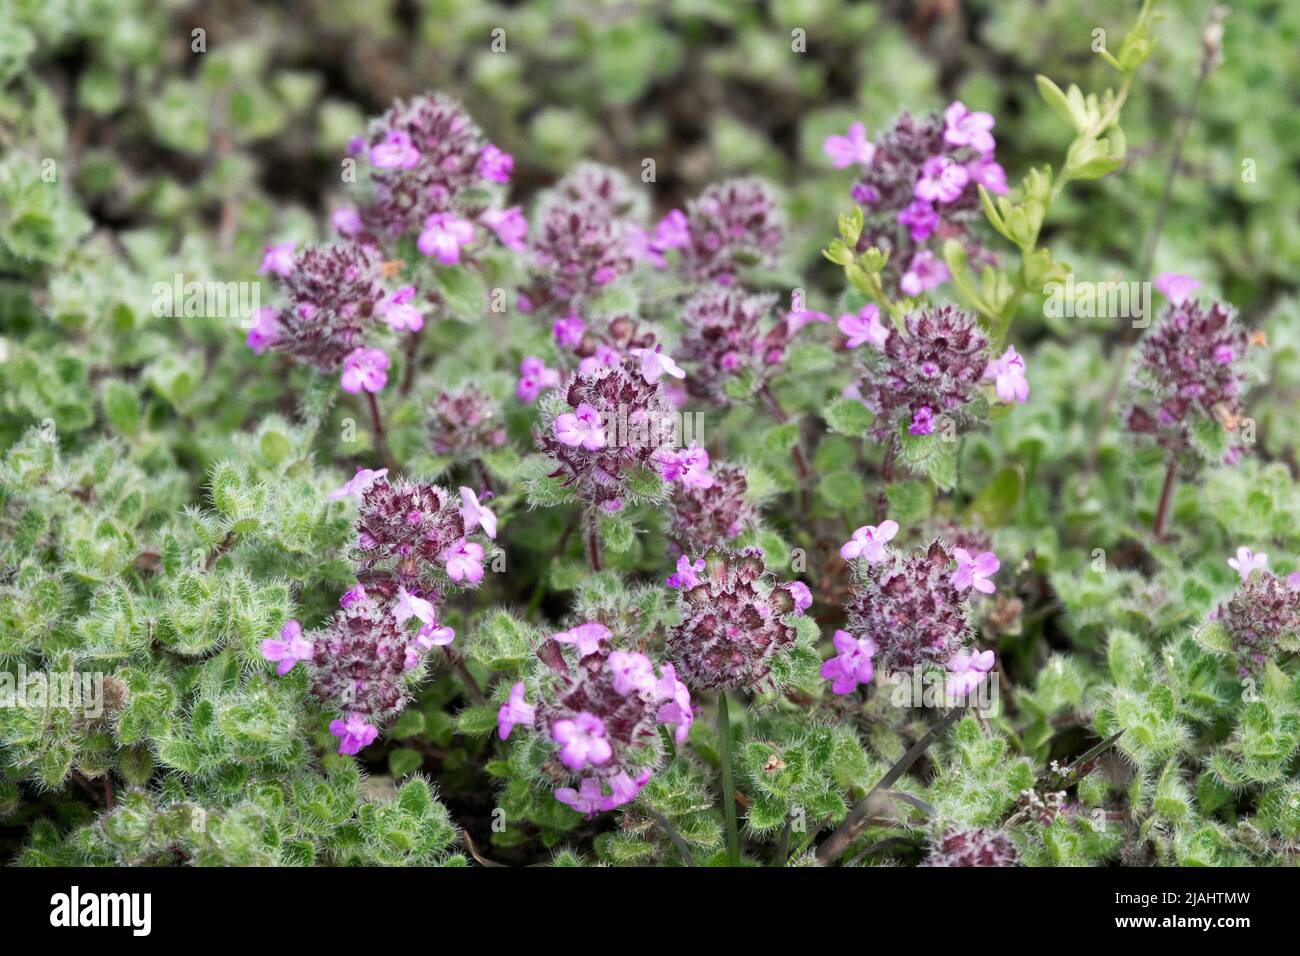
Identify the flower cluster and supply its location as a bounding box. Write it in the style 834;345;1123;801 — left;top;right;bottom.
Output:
1214;571;1300;677
677;286;780;403
851;305;990;441
665;462;757;551
536;356;679;512
1123;298;1250;462
665;547;801;691
498;621;691;814
252;243;390;386
825;103;1007;296
922;827;1019;867
351;475;492;587
428;385;507;457
676;177;783;285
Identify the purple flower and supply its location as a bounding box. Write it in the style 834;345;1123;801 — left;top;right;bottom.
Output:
377;285;423;333
943;101;997;155
480;205;527;252
679;177;783;283
417;212;475;264
578;344;621;376
331;206;363;237
442;538;485;584
952;548;999;594
246;307;282;354
824;122;875;168
945;648;995;697
258;241;296;277
838;304;890;350
841;520;899;563
551;712;613;771
340;346;389;394
477;143;513;183
393;585;437;629
608;650;658;696
629;345;686;385
967;156;1008;194
458;486;497;539
667;555;705;590
984;345;1029;404
260;620;314;676
553;777;607;815
655;443;714;489
914;156;969;204
553;621;612;657
655;664;693;743
554;403;606;450
497;682;536;740
329;714;380;755
909;405;935;436
787;581;813;615
820;629;878;694
1154;272;1201;306
329;466;388;502
653;209;690;250
900;250;950;297
370;130;421;170
552;312;585;348
923;827;1018;867
1228;546;1268;582
517;355;560;403
897;198;940;242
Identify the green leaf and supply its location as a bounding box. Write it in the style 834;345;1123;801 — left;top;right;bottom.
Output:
823;398;873;437
968;466;1024;527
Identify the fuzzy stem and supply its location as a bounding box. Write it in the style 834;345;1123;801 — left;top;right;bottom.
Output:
365;392;399;473
442;645;487;706
758;384;811;509
584;510;603;573
1153;454;1178;540
400;326;425;397
718;692;739;866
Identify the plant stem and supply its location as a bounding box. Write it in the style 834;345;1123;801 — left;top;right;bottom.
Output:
584;510;603;572
718;692;739;866
1153;454;1178;540
365;392;399;473
400;326;424;397
442;646;487;706
758;384;812;509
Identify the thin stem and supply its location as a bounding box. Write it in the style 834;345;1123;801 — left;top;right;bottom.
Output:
718;692;739;866
1153;454;1178;540
400;326;424;397
365;392;399;473
758;384;811;510
584;510;603;573
442;646;487;706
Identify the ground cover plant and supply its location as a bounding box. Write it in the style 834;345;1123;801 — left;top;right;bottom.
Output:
2;0;1300;868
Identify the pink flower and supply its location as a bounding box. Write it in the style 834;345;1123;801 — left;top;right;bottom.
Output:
667;555;705;590
258;241;295;277
497;682;536;740
417;212;475;264
608;650;658;696
945;648;995;697
841;520;899;563
442;538;485;584
554;403;606;450
340;347;389;394
984;345;1029;404
480;205;527;251
517;355;560;403
787;581;812;614
578;345;621;375
823;122;875;168
1228;546;1268;582
477;144;513;183
838;304;889;350
786;308;832;334
909;406;935;436
260;620;314;676
552;622;611;657
914;156;969;204
340;584;367;608
331;206;363;237
967;157;1008;194
820;629;878;694
654;443;713;489
554;777;607;815
329;466;388;502
1154;272;1201;306
377;285;423;333
952;548;999;594
653;209;690;250
329;714;380;755
394;585;437;628
553;312;585;348
655;663;693;743
900;250;950;297
370;130;420;169
551;712;613;771
943;101;996;155
246;307;281;354
629;345;686;385
1213;344;1234;365
897;198;939;241
458;486;497;539
1287;571;1300;591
